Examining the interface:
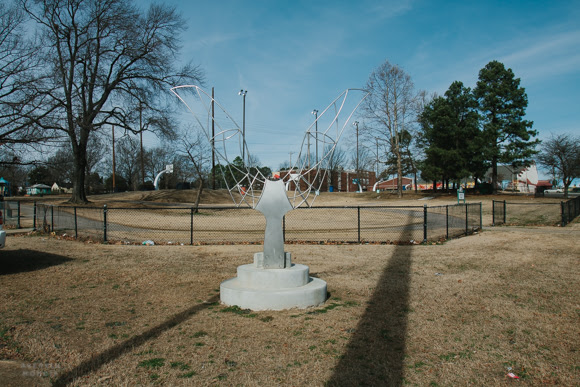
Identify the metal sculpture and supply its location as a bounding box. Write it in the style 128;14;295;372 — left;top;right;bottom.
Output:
171;86;367;309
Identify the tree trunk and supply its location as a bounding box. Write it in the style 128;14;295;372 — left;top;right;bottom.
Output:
492;155;498;194
193;178;203;213
433;180;437;192
70;139;89;204
563;179;570;199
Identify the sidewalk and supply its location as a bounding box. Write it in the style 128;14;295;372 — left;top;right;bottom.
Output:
5;228;35;235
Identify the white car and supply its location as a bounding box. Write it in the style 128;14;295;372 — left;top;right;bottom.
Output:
0;209;5;248
544;188;563;193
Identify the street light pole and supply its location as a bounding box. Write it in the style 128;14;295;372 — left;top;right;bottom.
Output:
212;87;216;189
112;125;116;192
353;121;359;173
312;109;318;186
239;90;247;163
139;104;145;187
375;137;379;178
311;109;318;165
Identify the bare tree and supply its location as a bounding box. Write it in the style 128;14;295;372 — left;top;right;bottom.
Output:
537;133;580;198
22;0;203;203
115;135;141;190
362;60;419;197
326;145;347;174
145;145;170;185
0;1;50;148
178;129;211;212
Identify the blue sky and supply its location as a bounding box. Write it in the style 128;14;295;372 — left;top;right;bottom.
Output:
144;0;579;177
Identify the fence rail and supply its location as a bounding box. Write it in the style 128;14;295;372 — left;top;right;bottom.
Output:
26;203;483;245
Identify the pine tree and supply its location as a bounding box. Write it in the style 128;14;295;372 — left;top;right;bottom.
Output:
474;61;538;193
418;81;482;190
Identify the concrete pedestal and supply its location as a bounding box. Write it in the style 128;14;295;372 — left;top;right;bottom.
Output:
220;254;327;311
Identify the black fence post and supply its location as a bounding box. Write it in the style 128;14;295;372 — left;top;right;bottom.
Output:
51;205;54;232
561;201;565;227
480;202;483;230
465;203;469;235
492;200;496;226
503;200;506;224
103;204;108;242
190;208;194;245
357;206;361;243
17;201;21;229
33;201;37;230
423;204;427;243
74;207;78;239
445;205;449;239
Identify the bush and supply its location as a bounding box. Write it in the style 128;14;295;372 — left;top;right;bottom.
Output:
477;182;493;194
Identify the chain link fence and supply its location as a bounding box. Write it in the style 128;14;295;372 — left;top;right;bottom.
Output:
492;198;579;226
28;202;482;245
1;200;23;229
561;196;580;226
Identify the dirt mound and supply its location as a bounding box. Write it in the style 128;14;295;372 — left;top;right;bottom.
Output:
87;189;234;205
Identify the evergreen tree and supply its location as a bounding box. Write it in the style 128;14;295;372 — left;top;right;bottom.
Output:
474;61;538;193
418;81;482;190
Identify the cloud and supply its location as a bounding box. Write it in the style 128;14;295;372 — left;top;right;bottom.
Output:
497;29;580;81
184;31;249;51
367;0;415;20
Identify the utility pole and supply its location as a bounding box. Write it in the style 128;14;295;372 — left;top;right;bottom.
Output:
212;87;216;190
112;125;116;192
139;104;145;187
311;110;318;165
375;137;379;179
353;121;359;173
289;151;294;169
312;109;318;187
307;132;311;184
239;90;247;163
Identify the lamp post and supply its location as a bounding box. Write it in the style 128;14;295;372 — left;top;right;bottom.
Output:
239;90;247;163
311;109;318;186
112;125;116;192
375;137;380;178
139;103;145;187
311;109;318;165
353;121;359;173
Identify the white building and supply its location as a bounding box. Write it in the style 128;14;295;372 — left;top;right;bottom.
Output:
486;163;539;193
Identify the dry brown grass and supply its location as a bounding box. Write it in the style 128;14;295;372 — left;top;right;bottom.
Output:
1;221;578;386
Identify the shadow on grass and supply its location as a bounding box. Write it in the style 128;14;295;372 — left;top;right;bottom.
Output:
327;213;415;386
0;249;73;275
52;295;220;386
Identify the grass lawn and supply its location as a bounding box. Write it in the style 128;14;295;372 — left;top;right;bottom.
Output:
1;222;578;386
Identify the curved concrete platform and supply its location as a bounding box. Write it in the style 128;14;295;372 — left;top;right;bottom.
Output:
220;263;327;311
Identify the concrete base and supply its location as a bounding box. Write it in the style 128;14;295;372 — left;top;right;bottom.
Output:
220;260;327;311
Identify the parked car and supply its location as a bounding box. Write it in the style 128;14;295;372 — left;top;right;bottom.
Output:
0;210;5;248
544;188;563;193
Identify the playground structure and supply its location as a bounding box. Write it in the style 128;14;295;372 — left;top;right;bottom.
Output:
0;177;11;197
172;85;367;310
153;164;173;190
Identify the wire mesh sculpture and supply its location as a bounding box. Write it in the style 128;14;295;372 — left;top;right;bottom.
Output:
171;86;367;206
171;86;367;270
